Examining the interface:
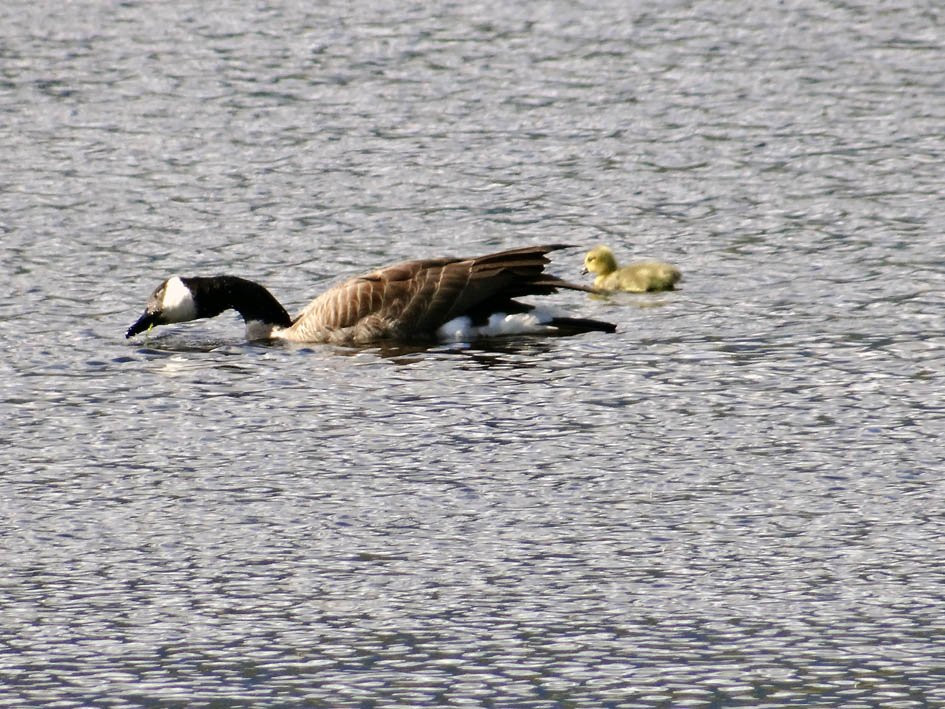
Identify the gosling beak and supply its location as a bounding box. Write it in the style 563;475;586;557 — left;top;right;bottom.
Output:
126;310;159;338
581;266;589;275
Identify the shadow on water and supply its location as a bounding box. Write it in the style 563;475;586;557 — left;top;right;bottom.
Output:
125;331;563;368
586;290;681;307
334;337;560;368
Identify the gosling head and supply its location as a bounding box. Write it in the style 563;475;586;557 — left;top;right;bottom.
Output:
582;246;618;276
126;276;198;338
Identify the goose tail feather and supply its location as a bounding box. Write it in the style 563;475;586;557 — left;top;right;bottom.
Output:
547;316;617;336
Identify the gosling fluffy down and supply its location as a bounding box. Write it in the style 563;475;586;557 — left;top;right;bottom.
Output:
582;245;681;293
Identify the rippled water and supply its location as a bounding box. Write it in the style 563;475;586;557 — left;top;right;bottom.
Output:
3;0;944;706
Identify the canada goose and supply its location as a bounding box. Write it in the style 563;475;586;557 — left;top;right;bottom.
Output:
126;244;616;344
581;245;681;293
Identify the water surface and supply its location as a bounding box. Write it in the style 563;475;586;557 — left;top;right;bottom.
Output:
2;0;944;706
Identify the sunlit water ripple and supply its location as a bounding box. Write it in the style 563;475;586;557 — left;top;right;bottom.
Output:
2;0;943;706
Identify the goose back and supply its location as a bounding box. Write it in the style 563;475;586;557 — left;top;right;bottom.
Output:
283;244;600;343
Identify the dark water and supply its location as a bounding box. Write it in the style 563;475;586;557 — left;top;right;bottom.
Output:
3;1;944;706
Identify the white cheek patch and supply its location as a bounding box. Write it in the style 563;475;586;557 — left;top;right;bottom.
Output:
159;276;197;322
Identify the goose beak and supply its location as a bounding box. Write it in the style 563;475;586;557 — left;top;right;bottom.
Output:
126;310;159;338
581;266;589;275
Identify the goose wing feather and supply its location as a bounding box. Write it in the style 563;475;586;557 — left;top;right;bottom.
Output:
286;244;589;342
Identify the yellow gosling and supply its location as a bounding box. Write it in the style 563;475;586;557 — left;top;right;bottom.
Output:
582;245;681;293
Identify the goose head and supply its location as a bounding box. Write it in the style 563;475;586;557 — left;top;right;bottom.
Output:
126;276;198;338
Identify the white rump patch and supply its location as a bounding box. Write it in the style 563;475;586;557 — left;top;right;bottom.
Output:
160;276;197;323
437;308;556;340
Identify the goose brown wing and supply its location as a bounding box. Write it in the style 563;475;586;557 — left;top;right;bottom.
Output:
289;244;592;340
379;244;590;333
285;258;457;340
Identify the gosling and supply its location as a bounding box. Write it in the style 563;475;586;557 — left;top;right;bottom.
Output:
582;245;681;293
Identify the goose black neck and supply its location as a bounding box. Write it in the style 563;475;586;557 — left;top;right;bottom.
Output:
183;276;292;327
